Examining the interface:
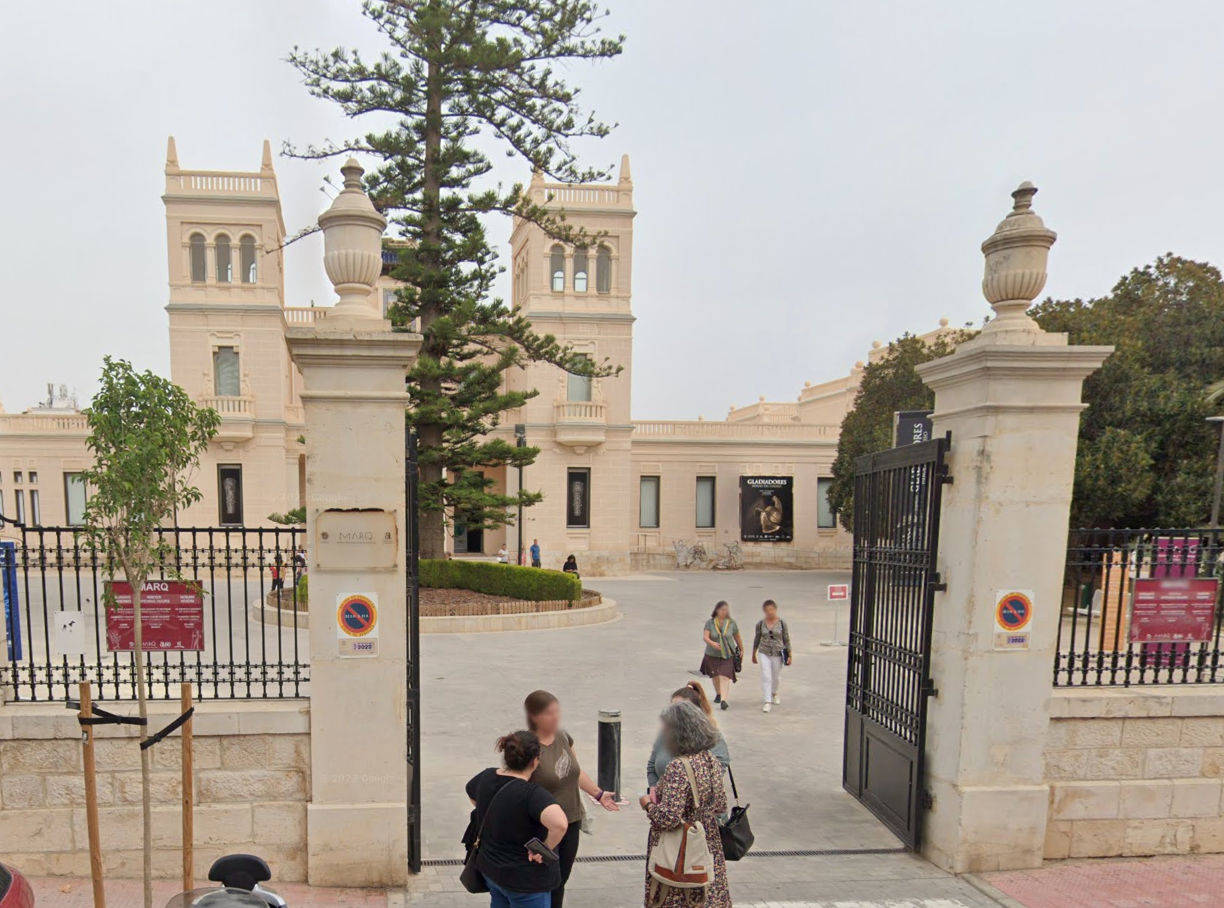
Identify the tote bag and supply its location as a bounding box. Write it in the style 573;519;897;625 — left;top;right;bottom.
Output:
647;757;713;903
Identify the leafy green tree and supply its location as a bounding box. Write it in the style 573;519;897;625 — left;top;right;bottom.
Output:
1032;254;1224;526
827;333;968;531
287;0;624;558
830;255;1224;533
80;358;219;908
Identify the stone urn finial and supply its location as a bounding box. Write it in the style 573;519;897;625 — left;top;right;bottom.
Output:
980;181;1056;332
318;157;387;318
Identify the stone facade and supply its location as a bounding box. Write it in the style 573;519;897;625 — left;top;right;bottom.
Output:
0;699;310;881
1044;687;1224;860
0;138;961;574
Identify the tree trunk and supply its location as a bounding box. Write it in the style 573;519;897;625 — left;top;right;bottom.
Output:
416;58;447;560
132;581;153;908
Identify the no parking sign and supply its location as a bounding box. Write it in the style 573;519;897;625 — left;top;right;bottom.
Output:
994;589;1033;651
336;592;379;658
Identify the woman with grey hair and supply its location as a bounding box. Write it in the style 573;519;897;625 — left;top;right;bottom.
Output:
638;702;731;908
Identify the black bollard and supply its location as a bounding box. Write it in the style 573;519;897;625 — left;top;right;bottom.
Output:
596;709;622;800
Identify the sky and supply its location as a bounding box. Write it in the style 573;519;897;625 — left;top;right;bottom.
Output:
2;1;1224;419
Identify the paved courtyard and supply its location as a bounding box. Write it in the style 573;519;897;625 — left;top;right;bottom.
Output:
406;568;1005;906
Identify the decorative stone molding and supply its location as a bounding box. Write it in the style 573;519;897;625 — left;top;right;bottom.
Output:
980;181;1057;333
317;158;387;319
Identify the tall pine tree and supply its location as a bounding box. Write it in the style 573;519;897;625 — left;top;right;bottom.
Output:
288;1;624;557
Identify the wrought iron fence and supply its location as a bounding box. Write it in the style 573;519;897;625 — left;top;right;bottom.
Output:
1;525;309;702
1055;528;1224;687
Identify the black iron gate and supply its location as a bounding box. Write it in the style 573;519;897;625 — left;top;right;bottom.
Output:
405;427;423;873
842;434;950;849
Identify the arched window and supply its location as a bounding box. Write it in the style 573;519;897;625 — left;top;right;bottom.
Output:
189;234;206;283
550;245;565;292
215;235;232;283
240;236;257;284
596;245;612;293
573;250;588;293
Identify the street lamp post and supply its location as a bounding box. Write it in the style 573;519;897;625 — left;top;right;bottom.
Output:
1209;417;1224;529
514;424;526;565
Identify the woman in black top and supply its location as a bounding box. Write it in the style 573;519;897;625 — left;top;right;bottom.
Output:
466;731;569;908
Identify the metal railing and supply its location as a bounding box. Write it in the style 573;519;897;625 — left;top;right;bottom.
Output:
1;525;308;702
1055;528;1224;687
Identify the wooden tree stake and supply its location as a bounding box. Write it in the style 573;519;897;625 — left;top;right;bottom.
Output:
79;682;106;908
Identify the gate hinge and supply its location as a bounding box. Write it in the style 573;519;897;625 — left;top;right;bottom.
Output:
921;790;935;810
922;678;939;698
937;472;954;485
927;572;947;593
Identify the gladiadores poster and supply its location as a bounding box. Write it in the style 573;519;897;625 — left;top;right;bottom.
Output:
740;476;794;542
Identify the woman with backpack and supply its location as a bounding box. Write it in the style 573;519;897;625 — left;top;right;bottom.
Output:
751;599;793;713
638;701;731;908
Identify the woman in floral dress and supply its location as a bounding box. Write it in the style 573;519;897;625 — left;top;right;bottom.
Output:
639;702;732;908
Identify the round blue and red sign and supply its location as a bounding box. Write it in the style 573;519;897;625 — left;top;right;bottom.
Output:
996;592;1033;632
337;594;377;637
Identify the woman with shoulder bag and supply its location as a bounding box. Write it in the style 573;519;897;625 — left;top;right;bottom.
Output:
751;599;792;713
464;731;569;908
525;690;619;908
699;601;744;710
639;701;731;908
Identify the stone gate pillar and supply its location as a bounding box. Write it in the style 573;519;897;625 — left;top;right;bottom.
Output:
914;183;1111;872
286;159;421;886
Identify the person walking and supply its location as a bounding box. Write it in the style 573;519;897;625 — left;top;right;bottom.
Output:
530;539;542;568
524;690;619;908
498;544;509;564
270;555;285;594
751;599;792;713
647;682;731;795
700;602;743;710
465;730;570;908
638;702;731;908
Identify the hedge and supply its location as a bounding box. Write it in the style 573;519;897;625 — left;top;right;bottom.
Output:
421;559;581;602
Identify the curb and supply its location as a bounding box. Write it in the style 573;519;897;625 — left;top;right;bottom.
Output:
962;872;1030;908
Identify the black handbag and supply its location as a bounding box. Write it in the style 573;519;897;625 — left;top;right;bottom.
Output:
733;648;744;674
461;776;517;893
719;765;754;861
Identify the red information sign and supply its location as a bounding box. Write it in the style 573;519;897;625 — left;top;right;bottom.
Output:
1129;577;1219;644
106;581;205;652
828;584;849;601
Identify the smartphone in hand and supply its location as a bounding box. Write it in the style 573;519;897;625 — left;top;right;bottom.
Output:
525;837;559;864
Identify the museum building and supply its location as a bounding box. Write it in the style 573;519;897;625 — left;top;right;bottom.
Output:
0;140;955;573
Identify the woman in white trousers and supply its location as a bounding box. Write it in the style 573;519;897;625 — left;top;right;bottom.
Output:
751;600;792;713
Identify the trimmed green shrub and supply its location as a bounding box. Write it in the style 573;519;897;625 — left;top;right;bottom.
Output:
421;559;581;602
296;573;309;608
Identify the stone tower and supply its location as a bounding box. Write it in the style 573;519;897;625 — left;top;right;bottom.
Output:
498;156;636;569
161;137;301;525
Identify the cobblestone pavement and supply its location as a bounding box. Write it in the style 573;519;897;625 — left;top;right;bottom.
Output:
980;853;1224;907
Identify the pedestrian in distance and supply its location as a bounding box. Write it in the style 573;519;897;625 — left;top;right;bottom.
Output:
700;601;744;710
562;554;580;579
270;555;285;593
530;538;542;568
524;690;620;908
752;599;792;713
639;701;731;908
465;730;569;908
498;544;509;564
647;682;731;798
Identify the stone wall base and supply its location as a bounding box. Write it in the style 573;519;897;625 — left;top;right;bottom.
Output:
307;801;408;886
922;782;1049;873
1045;686;1224;860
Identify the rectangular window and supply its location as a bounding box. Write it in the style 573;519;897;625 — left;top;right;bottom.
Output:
213;346;241;397
0;490;5;518
639;476;660;528
696;476;716;528
218;464;244;525
382;289;397;317
15;490;25;524
28;490;40;526
13;471;22;484
566;468;590;528
567;353;592;402
64;473;88;526
817;477;836;529
28;471;37;484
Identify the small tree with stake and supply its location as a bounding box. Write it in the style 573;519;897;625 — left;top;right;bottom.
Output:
80;357;219;908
